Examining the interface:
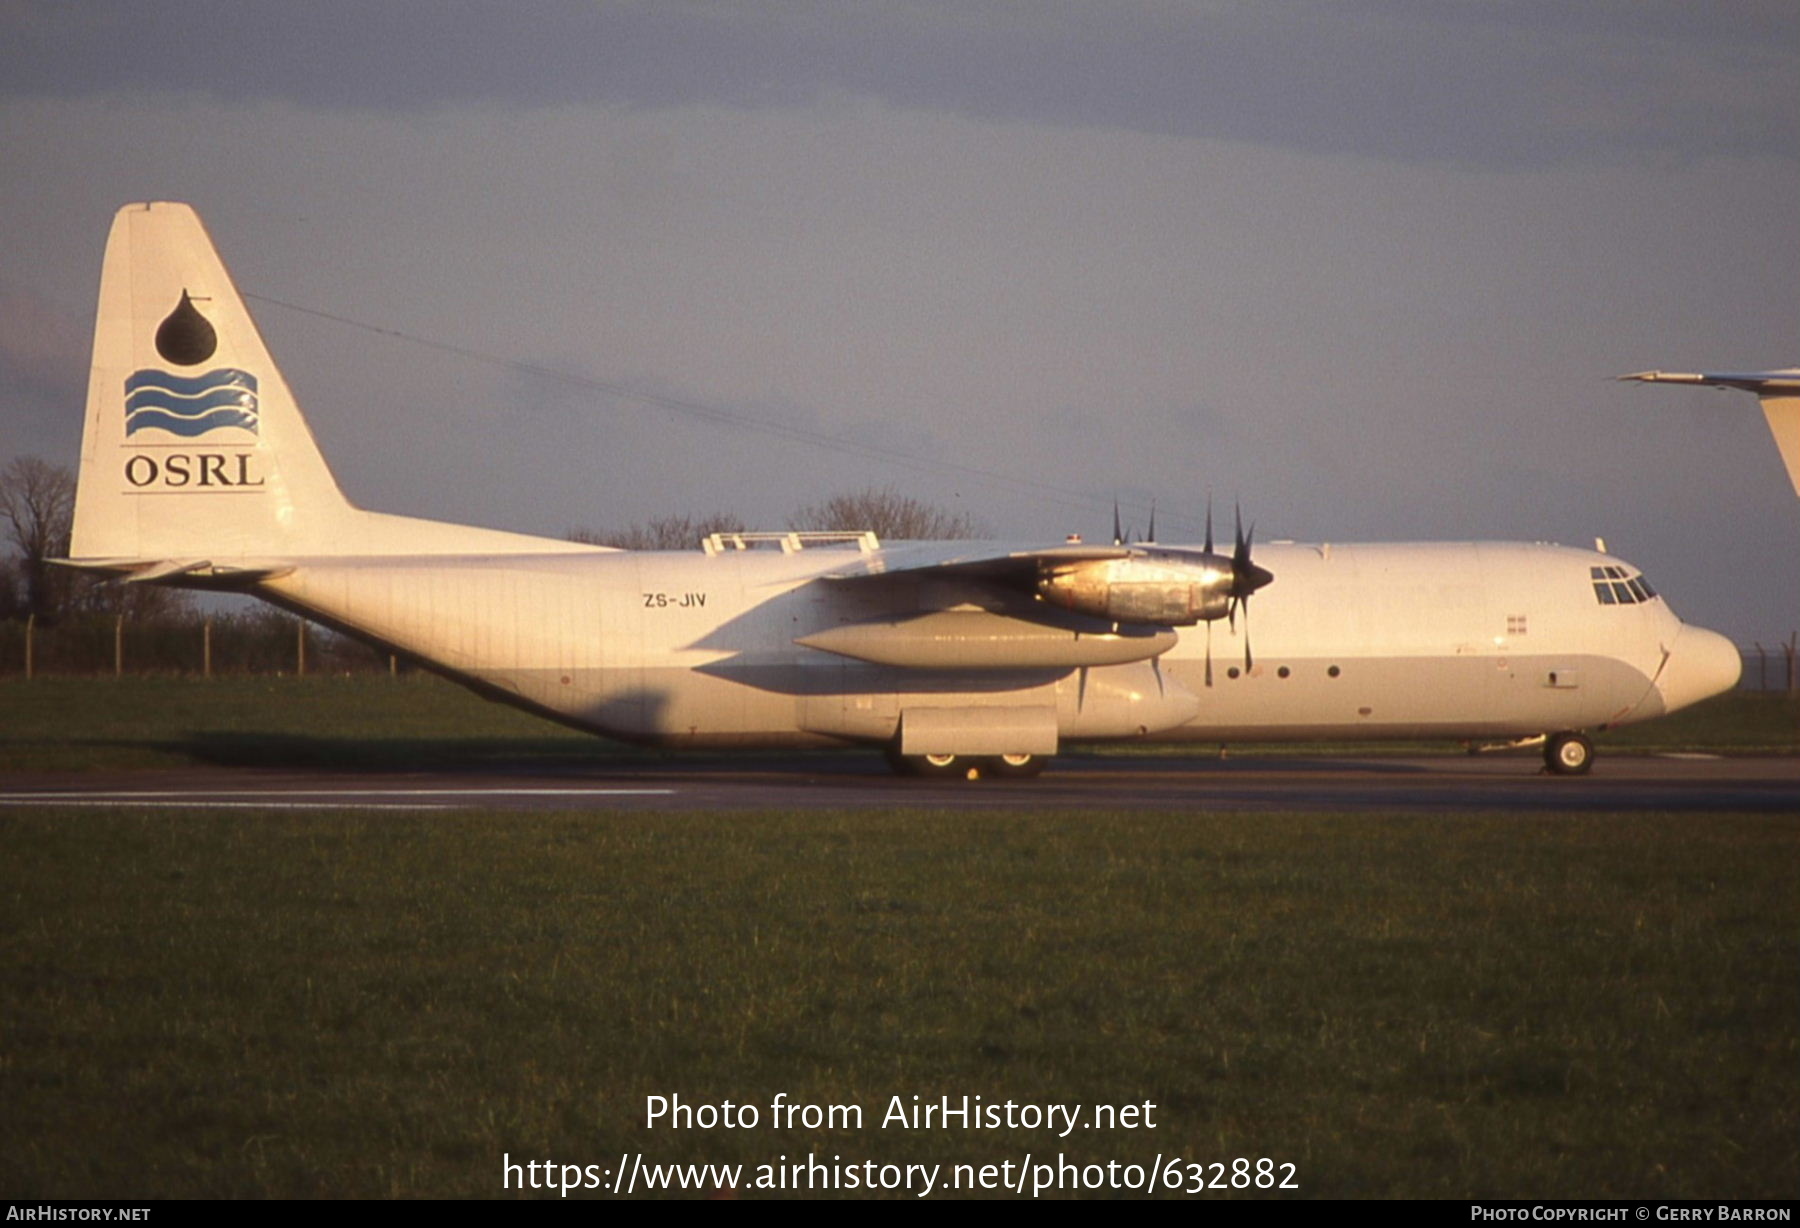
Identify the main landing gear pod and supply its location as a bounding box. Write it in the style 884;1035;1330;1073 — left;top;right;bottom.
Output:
887;706;1058;780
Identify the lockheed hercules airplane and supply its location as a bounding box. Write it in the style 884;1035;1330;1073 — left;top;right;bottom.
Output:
64;203;1743;778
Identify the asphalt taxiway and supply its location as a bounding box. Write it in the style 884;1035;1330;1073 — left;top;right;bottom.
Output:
2;753;1797;813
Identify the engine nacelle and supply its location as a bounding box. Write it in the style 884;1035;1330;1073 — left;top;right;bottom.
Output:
1037;555;1236;626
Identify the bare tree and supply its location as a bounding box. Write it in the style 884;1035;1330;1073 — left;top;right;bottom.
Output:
0;455;194;623
789;486;981;540
569;512;747;551
0;456;75;618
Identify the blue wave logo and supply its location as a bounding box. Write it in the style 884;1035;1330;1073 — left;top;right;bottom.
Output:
124;368;260;437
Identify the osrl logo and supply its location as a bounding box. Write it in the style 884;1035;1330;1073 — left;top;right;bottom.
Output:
122;368;265;492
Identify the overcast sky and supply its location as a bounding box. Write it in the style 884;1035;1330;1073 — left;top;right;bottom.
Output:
2;1;1796;642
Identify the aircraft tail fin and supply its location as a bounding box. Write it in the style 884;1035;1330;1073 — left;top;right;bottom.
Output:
71;202;361;564
1620;368;1800;498
69;202;596;569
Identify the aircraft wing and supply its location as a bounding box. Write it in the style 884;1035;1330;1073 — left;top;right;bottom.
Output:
810;532;1268;634
791;540;1189;669
1619;369;1800;394
815;540;1137;584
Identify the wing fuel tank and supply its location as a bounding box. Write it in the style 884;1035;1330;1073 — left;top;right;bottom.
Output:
795;610;1178;669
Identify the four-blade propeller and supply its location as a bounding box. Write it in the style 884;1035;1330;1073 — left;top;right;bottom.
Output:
1223;502;1274;681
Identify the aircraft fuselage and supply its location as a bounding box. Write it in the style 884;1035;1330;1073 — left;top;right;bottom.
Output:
257;538;1731;751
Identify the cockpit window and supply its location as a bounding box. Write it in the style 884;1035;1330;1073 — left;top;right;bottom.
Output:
1591;565;1658;606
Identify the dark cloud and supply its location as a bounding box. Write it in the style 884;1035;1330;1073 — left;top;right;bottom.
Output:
1;7;1794;636
3;1;1794;166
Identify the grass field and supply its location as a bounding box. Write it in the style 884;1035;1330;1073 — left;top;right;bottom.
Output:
1;807;1794;1199
2;675;1795;773
1;678;1796;1199
0;675;620;773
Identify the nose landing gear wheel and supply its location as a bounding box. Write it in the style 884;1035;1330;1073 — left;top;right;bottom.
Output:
1544;731;1594;776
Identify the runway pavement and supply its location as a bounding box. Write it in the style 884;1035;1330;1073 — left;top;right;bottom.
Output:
3;752;1797;813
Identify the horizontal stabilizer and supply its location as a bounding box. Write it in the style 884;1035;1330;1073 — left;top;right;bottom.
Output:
55;556;290;586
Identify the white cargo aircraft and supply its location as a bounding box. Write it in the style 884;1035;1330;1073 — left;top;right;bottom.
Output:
64;202;1743;778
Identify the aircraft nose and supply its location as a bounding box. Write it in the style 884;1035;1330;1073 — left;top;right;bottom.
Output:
1656;625;1742;714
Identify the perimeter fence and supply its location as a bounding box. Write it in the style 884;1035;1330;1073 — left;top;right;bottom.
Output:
1;610;396;678
1742;638;1799;694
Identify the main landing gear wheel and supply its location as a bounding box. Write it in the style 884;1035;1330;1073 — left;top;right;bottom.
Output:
883;750;1048;779
986;752;1047;778
915;752;971;779
1544;731;1594;776
886;750;973;779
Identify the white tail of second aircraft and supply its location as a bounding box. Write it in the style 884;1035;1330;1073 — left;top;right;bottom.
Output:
70;202;599;573
1620;367;1800;498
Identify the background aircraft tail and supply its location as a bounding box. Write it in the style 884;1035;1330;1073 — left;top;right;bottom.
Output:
69;202;597;571
1620;368;1800;498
